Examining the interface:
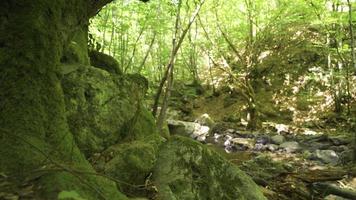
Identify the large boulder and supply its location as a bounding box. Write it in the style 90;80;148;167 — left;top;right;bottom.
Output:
89;50;122;75
102;135;164;196
62;64;156;156
153;136;267;200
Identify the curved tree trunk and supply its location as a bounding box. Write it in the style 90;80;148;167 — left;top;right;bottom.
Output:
0;1;126;199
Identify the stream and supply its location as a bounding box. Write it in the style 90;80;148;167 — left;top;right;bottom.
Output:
168;117;356;200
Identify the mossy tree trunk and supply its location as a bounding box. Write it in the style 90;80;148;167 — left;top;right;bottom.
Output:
0;1;127;199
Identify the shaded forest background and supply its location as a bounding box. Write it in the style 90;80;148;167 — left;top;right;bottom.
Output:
90;0;356;129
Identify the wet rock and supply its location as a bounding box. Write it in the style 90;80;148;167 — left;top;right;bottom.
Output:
280;141;301;153
254;143;267;151
231;138;255;150
167;120;210;141
256;135;271;145
211;133;225;145
194;125;210;141
310;150;339;165
271;135;285;145
274;124;289;134
266;144;279;152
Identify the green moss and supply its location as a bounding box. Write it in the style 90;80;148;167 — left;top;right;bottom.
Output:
37;165;128;200
89;50;122;75
61;25;90;65
62;65;136;155
121;106;159;141
0;1;128;199
126;74;149;95
103;138;164;196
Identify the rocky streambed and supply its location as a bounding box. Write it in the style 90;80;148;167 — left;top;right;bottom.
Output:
167;115;356;200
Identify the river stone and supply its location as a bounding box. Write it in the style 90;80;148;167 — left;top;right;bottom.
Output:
167;120;210;141
280;141;301;153
231;138;255;150
266;144;279;151
256;135;271;145
271;135;285;145
153;136;267;200
311;150;339;165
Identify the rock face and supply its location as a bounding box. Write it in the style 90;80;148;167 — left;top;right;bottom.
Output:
153;136;267;200
62;64;156;156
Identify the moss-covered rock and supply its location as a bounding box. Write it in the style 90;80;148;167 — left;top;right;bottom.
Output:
62;64;156;156
99;135;164;197
61;25;90;65
0;1;131;199
37;165;128;200
152;136;267;200
62;65;132;156
89;50;122;75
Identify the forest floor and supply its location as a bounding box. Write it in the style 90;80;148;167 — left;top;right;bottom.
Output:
166;87;356;200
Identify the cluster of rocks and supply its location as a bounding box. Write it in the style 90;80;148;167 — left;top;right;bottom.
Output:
61;51;266;200
211;127;351;166
167;114;352;167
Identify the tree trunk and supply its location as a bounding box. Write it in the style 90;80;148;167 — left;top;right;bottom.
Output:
347;0;356;163
0;1;125;199
152;0;206;119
